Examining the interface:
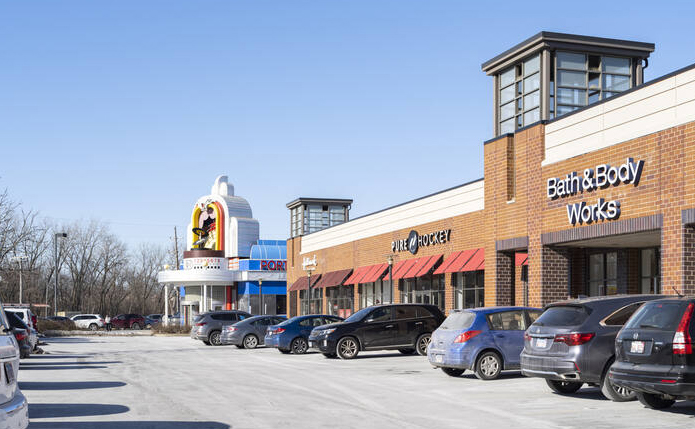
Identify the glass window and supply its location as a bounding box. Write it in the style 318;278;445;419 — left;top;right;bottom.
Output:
557;52;586;70
624;302;684;331
500;67;515;88
558;70;587;88
400;275;445;312
500;118;514;134
487;311;526;331
603;57;630;74
367;307;392;322
500;85;515;104
557;88;586;106
439;311;476;330
523;108;540;125
534;306;589;327
454;270;484;309
603;74;630;92
524;55;540;75
327;285;354;318
527;310;542;324
394;306;418;320
641;248;660;294
500;101;515;121
556;105;578;115
523;73;540;93
523;91;540;110
603;302;644;326
359;280;391;309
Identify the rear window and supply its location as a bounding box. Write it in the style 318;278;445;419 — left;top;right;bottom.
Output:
193;315;205;323
624;302;685;331
602;302;644;326
534;306;588;327
439;311;476;330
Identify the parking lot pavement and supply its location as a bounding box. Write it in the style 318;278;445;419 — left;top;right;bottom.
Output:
19;336;693;429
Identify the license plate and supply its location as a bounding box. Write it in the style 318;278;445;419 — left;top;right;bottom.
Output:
630;340;645;354
536;338;547;348
435;354;443;363
4;363;14;385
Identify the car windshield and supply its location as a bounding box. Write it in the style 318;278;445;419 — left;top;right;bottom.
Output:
278;317;298;326
534;306;588;327
343;307;373;323
439;311;476;330
624;302;685;331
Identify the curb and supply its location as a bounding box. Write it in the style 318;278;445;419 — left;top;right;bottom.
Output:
43;330;155;337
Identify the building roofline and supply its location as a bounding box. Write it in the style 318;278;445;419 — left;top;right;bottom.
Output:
286;198;354;209
481;31;654;74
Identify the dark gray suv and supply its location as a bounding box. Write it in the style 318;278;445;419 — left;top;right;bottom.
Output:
521;295;662;401
191;310;253;346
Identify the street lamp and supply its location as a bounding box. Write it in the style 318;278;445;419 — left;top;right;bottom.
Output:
258;278;263;315
386;255;394;287
53;232;67;316
304;265;315;315
10;255;28;304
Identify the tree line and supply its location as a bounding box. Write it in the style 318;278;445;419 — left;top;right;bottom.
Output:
0;188;177;317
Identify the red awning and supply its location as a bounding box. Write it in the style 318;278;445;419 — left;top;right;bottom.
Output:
391;259;418;280
402;255;443;279
361;263;389;283
343;266;369;285
288;274;322;291
445;249;478;273
433;251;464;275
461;248;485;272
315;269;353;289
515;253;528;266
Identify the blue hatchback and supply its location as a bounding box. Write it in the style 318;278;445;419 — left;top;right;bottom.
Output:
265;315;344;354
427;306;542;380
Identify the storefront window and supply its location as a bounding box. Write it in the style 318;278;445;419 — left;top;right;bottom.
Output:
299;288;322;315
359;280;392;309
327;285;354;318
401;275;445;311
588;251;617;296
641;248;660;294
454;271;484;309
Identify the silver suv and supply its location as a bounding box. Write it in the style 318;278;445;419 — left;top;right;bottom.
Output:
191;311;252;346
0;302;29;427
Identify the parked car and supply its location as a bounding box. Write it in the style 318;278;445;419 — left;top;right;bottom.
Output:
47;316;72;322
144;316;160;329
0;302;29;427
41;316;76;331
71;314;105;330
266;315;344;354
111;314;146;330
308;304;445;359
427;306;542;380
6;311;38;352
521;294;662;401
221;315;287;348
609;297;695;409
6;313;32;359
4;307;37;332
191;310;253;346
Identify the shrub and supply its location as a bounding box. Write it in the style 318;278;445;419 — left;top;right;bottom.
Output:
36;319;77;333
152;323;191;334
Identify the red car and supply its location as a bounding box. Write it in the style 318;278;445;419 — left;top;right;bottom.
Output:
111;314;145;330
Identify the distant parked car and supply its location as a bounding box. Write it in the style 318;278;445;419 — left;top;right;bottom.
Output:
428;306;542;380
4;307;37;332
522;295;662;401
191;311;253;346
266;315;344;354
111;314;146;330
610;297;695;409
47;316;72;322
6;313;32;359
5;310;38;351
221;315;287;348
0;301;29;427
309;304;445;359
70;314;105;330
144;316;160;329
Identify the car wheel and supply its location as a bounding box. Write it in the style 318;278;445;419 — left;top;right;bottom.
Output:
322;352;337;359
637;392;675;409
398;348;416;355
336;337;359;359
545;379;583;394
601;374;636;402
291;338;308;355
441;367;465;377
235;345;244;349
279;348;291;354
209;331;222;346
243;334;259;349
88;323;98;331
131;323;141;330
474;351;502;380
416;333;431;356
202;340;211;346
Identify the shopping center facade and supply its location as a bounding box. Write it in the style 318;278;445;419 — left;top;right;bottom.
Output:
285;31;695;317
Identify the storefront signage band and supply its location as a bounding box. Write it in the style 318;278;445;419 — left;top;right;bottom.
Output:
546;158;644;226
391;229;451;255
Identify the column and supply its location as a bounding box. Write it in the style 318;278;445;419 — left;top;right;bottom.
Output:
202;284;207;312
164;285;169;326
540;246;569;306
494;251;514;306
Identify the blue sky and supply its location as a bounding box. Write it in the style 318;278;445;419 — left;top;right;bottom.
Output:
1;1;694;248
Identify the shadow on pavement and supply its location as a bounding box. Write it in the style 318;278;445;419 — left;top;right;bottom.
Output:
21;361;122;366
29;355;95;359
29;422;230;429
459;371;526;380
29;403;129;419
352;352;418;360
19;381;126;390
19;365;108;370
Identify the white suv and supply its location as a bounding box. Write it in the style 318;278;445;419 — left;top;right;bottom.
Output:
71;314;104;330
3;307;36;331
5;310;38;351
0;303;29;428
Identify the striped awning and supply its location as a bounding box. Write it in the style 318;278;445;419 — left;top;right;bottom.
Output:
288;274;321;291
314;269;353;289
515;253;528;266
391;255;443;280
433;248;484;274
344;264;388;285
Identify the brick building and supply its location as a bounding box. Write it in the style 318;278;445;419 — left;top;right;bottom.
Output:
285;32;695;318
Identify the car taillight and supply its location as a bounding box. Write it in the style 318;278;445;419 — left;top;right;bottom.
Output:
195;322;207;327
227;327;237;332
453;330;482;343
523;332;531;341
673;303;694;355
276;328;285;333
31;315;37;327
15;332;26;341
554;333;595;346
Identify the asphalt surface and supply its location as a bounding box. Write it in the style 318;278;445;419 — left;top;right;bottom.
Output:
19;336;695;429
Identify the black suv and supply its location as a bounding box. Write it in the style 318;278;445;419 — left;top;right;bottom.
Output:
610;297;695;409
191;310;253;345
308;304;445;359
521;295;662;401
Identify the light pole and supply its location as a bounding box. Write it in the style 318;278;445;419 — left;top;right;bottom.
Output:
10;255;28;304
386;255;394;302
54;232;67;316
304;265;315;315
258;278;263;315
